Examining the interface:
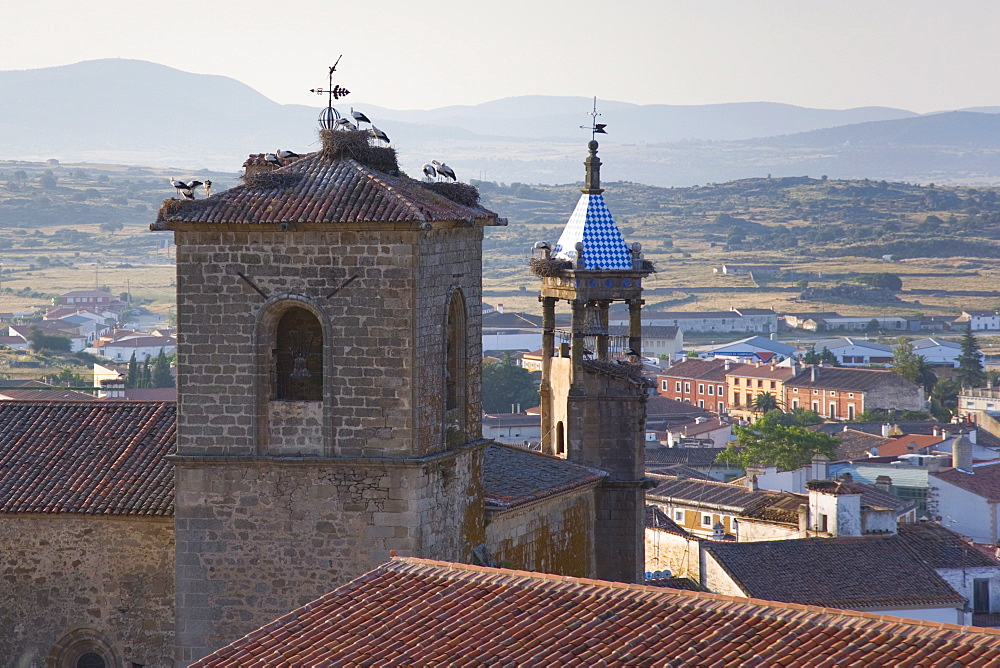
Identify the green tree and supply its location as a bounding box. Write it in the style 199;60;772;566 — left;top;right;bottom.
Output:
956;326;986;388
140;358;152;389
890;337;937;394
750;391;779;414
801;346;839;366
929;377;961;421
719;411;839;471
152;349;174;388
856;273;903;291
126;352;140;389
481;353;538;414
26;327;71;353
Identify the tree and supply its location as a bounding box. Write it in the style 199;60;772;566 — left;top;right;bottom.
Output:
152;349;175;388
866;318;880;333
750;391;779;414
26;327;71;353
481;353;538;414
126;352;140;389
140;358;152;389
856;273;903;291
719;411;839;471
802;346;838;366
956;325;986;388
890;337;937;393
930;377;960;421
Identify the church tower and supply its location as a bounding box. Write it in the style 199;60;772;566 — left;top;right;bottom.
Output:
153;130;499;661
533;139;651;583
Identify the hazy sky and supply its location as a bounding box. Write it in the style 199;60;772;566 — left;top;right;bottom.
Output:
6;1;1000;112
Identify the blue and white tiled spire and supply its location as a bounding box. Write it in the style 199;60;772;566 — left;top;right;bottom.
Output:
553;140;632;270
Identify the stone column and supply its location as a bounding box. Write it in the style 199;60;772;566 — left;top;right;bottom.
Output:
540;296;556;455
628;298;644;359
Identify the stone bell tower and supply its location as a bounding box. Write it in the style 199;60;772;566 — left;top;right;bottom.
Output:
153;129;500;662
533;139;651;583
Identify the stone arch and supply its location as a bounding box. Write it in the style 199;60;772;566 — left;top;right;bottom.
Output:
556;420;565;456
254;294;331;455
444;287;468;442
47;628;121;668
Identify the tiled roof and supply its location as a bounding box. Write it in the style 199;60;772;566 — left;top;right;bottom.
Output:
153;152;497;229
0;388;98;401
645;395;714;418
897;522;1000;570
725;364;796;380
644;504;691;536
932;461;1000;501
658;358;730;381
193;557;1000;667
703;537;966;610
822;427;891;459
875;433;947;457
645;447;728;468
740;491;805;524
641;462;712;480
553;193;633;270
0;401;175;515
482;444;604;510
787;366;918;392
647;474;762;510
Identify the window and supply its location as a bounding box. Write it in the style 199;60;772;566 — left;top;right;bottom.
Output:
770;381;776;389
698;384;705;394
684;382;691;393
734;378;740;386
674;509;684;522
818;513;828;532
812;401;819;412
848;404;855;420
707;385;715;395
675;381;682;392
848;393;855;398
274;307;323;401
829;403;836;419
702;514;713;526
757;380;763;388
662;380;668;392
718;401;725;412
556;421;565;455
792;400;799;410
829;391;836;397
792;388;798;393
813;389;819;395
718;385;724;395
698;400;705;408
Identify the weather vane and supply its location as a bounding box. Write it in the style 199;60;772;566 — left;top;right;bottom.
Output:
579;96;607;140
310;56;351;129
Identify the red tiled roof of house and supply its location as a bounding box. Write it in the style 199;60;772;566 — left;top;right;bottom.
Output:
932;461;1000;501
658;357;730;381
787;366;918;392
645;395;714;419
192;557;1000;667
0;401;175;515
483;444;604;510
702;536;966;610
152;151;498;229
726;364;797;380
874;433;947;457
0;388;98;401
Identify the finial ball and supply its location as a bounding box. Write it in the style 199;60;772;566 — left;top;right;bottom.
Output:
588;140;599;152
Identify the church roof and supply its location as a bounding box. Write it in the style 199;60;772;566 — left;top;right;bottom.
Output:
152;141;497;229
192;557;1000;667
0;401;175;516
553;193;632;270
482;444;605;510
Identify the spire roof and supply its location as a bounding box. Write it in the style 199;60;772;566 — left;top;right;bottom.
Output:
552;140;632;270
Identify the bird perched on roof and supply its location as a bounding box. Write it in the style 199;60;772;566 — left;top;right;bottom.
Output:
335;117;358;131
203;179;212;197
169;178;203;199
431;160;456;181
264;153;282;167
351;108;371;127
276;149;299;160
422;163;436;180
370;126;390;144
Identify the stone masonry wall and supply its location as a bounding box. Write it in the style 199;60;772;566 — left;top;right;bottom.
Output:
174;444;485;664
0;516;174;667
485;488;596;578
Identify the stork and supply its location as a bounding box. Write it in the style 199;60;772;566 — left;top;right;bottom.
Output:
265;153;281;167
203;180;212;197
351;108;371;127
431;160;456;181
370;126;390;145
334;117;357;131
169;178;202;199
422;163;437;180
276;149;300;160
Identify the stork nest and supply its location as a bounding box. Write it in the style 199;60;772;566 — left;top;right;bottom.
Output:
583;359;647;386
158;197;207;218
417;181;481;208
242;171;304;190
529;257;573;277
320;128;399;174
641;258;656;273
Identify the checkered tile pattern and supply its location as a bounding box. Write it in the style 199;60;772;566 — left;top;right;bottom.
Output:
554;194;632;270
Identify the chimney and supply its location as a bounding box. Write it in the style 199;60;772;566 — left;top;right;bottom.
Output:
810;365;817;382
969;429;978;445
811;453;830;481
98;376;125;399
881;423;891;438
497;303;504;314
906;441;918;454
933;426;940;437
875;475;893;494
797;504;809;533
724;359;732;371
953;436;974;472
712;521;725;541
745;466;762;491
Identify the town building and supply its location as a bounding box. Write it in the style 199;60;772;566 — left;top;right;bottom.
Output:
784;366;924;420
656;357;731;412
957;310;1000;331
808;337;894;366
726;361;797;419
700;334;797;363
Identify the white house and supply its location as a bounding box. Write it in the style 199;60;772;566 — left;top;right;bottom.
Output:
957;311;1000;332
94;336;177;361
809;337;894;366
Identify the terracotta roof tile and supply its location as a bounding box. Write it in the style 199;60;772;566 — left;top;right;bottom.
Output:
0;400;175;515
153;153;497;229
647;474;763;509
658;358;730;382
193;557;1000;666
787;367;919;393
482;444;604;510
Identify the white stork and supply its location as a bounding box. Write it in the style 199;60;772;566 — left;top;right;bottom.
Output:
334;117;357;131
351;108;371;127
276;149;299;160
169;178;202;199
431;160;456;181
264;153;281;167
422;163;437;180
370;126;390;145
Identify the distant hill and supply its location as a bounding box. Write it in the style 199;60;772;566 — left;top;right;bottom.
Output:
2;59;1000;186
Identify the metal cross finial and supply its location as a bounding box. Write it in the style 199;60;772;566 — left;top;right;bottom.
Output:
309;56;351;107
579;96;608;140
